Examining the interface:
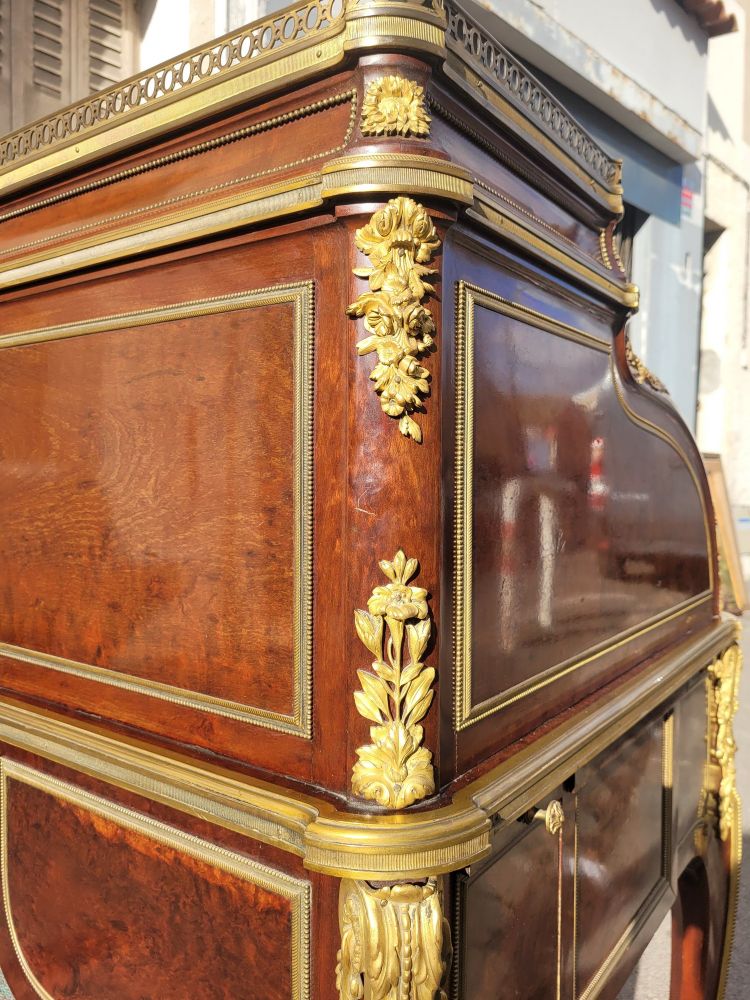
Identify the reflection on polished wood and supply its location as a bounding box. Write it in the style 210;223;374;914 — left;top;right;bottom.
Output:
0;0;738;997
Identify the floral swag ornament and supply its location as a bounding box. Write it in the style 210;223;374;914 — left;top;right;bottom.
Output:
351;550;436;809
360;75;431;137
347;197;441;443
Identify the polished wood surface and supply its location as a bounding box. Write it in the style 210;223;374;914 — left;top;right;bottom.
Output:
458;797;567;1000
442;230;714;774
0;295;300;714
4;774;295;999
0;2;736;997
575;718;666;997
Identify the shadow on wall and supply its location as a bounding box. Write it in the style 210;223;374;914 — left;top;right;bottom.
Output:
647;0;710;51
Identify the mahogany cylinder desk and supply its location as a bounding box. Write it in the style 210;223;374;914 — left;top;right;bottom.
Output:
0;1;740;998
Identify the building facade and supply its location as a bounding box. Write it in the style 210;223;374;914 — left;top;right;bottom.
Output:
697;0;750;579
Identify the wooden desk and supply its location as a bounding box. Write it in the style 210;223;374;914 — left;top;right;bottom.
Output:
0;1;739;997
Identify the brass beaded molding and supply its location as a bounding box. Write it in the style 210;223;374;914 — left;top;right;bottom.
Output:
0;90;358;247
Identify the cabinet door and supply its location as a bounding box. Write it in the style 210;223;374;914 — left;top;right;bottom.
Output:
454;793;569;1000
573;716;671;998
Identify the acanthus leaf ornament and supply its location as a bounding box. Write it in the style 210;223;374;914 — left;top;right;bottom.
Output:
348;198;440;442
351;551;436;809
361;76;431;138
336;878;451;1000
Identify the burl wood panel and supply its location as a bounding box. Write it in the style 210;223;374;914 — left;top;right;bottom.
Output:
0;294;301;717
3;774;296;999
460;822;562;999
575;718;665;997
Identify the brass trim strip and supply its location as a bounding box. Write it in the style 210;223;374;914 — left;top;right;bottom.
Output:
468;197;638;308
556;821;564;1000
450;874;465;1000
0;283;315;739
0;163;636;308
0;90;358;239
662;712;675;883
321;151;473;202
0;759;311;1000
0;620;734;881
572;794;579;997
0;157;470;292
454;281;712;731
0;175;325;290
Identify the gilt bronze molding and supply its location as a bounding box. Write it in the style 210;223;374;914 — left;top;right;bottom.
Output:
625;335;667;393
705;642;743;843
0;620;733;881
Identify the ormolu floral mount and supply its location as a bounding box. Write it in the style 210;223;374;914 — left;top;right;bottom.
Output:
352;550;436;808
360;75;431;137
347;198;441;443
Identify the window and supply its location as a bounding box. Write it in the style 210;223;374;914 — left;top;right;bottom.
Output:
0;0;136;135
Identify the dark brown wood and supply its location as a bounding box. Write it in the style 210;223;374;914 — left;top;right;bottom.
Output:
575;718;666;996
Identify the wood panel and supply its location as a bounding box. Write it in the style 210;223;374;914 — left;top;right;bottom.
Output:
442;230;714;774
0;282;312;735
674;678;710;858
0;758;310;999
458;817;563;1000
574;717;666;998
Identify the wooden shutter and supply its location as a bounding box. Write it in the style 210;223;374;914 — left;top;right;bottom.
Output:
88;0;130;93
9;0;71;127
3;0;134;134
32;0;65;100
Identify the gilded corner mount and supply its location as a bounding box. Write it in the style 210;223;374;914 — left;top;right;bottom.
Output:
625;336;666;393
361;76;431;138
337;877;451;1000
351;550;436;809
704;643;743;842
347;198;440;443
